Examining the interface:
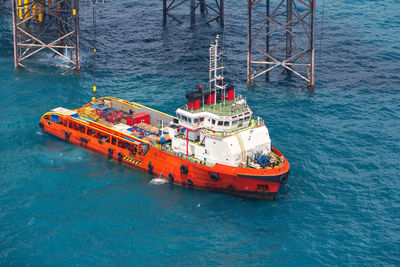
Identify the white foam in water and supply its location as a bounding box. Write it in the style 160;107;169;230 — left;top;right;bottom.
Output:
36;131;44;136
149;178;167;185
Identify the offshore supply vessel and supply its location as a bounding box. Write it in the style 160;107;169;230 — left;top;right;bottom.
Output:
39;36;289;200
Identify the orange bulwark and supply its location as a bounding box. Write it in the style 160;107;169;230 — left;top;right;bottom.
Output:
39;97;289;200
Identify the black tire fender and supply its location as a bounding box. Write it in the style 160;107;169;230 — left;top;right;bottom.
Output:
210;172;219;182
280;174;288;184
168;173;174;182
108;148;114;158
180;164;188;174
148;161;154;174
117;152;123;161
64;131;70;139
187;179;194;186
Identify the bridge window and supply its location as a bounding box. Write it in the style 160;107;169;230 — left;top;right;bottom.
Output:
200;117;204;122
194;118;199;123
181;116;187;121
79;125;86;134
212;119;216;125
224;121;229;126
188;118;192;123
218;121;223;126
112;137;117;145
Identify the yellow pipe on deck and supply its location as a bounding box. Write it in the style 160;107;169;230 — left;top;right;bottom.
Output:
38;1;44;22
24;0;31;20
18;0;23;20
32;1;37;21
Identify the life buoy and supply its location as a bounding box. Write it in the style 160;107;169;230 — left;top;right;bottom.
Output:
180;164;188;174
210;173;219;182
187;179;194;186
168;173;174;182
117;152;123;161
148;161;154;174
280;174;288;184
39;122;44;128
108;148;114;158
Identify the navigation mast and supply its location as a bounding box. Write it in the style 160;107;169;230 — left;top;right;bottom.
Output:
209;35;227;108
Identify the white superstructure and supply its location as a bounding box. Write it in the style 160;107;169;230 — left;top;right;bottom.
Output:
167;36;272;167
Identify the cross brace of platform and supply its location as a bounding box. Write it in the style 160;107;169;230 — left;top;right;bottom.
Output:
247;0;315;90
163;0;224;25
12;0;80;71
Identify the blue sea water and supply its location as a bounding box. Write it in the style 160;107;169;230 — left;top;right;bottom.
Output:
1;0;400;265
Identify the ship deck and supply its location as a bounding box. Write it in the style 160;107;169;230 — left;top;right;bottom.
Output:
180;99;250;117
67;97;282;170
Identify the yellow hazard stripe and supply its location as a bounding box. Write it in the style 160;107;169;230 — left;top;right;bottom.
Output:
123;155;141;165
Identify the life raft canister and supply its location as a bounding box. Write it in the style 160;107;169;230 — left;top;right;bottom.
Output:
39;122;44;128
210;172;219;182
168;173;174;182
148;161;154;174
180;164;188;174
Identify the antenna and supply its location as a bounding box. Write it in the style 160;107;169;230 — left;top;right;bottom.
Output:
209;35;225;109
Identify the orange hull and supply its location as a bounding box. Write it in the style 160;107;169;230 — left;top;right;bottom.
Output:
39;113;289;200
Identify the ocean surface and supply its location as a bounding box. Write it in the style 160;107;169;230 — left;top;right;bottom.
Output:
1;0;399;265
